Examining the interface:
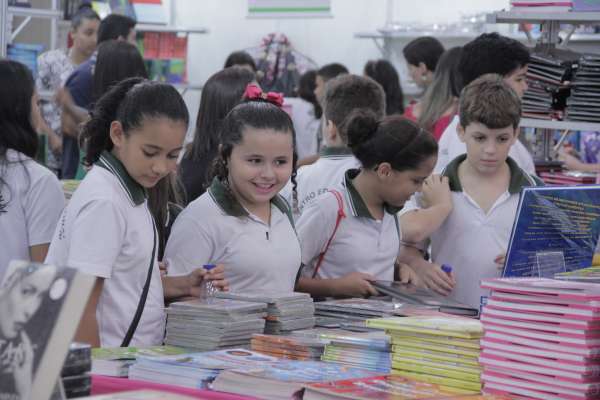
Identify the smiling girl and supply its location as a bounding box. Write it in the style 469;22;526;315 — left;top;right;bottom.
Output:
165;85;301;293
45;78;226;347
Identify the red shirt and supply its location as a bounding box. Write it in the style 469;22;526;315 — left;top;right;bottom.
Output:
403;103;454;142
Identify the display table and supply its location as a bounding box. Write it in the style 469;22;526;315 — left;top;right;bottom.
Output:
91;375;256;400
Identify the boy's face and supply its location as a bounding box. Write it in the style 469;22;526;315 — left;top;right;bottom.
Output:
314;75;326;104
503;65;528;98
458;122;518;175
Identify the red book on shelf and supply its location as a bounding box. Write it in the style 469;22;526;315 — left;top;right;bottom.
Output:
143;32;160;58
173;36;187;59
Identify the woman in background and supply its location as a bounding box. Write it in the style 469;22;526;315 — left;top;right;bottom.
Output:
364;59;405;115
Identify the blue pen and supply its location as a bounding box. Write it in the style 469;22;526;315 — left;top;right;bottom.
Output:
441;264;453;274
203;264;216;271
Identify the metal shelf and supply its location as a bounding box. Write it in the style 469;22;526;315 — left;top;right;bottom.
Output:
136;24;208;34
487;11;600;24
8;6;61;19
354;31;481;40
520;118;600;132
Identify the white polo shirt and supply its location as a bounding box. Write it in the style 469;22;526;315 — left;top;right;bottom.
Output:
165;178;301;293
297;169;401;281
45;151;165;347
435;116;536;176
0;150;64;277
284;97;320;160
402;155;542;309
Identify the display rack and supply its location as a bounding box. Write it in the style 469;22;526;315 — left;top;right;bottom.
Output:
488;10;600;162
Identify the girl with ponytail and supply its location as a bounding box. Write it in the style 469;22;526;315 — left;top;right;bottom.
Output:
46;78;227;347
296;110;438;298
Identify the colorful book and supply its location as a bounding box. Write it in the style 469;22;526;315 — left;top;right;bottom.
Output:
391;370;483;392
91;345;187;377
367;316;483;339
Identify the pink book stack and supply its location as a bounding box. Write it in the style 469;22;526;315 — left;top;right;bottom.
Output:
479;278;600;400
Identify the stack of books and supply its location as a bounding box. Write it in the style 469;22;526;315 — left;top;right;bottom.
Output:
567;54;600;123
367;316;484;394
480;278;600;399
215;291;315;334
128;348;279;389
164;298;267;350
510;0;573;12
91;345;187;377
320;330;392;373
539;171;597;185
61;343;92;399
314;298;401;326
250;333;326;360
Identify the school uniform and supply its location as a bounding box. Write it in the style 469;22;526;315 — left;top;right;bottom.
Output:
401;155;542;310
45;151;164;347
435;116;536;176
165;178;301;293
297;169;401;281
0;150;65;277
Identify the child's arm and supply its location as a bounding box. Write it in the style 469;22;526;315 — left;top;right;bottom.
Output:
162;265;229;300
398;245;455;296
74;277;103;347
401;175;453;244
297;272;379;298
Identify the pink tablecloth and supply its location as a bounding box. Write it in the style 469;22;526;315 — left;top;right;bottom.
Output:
91;375;256;400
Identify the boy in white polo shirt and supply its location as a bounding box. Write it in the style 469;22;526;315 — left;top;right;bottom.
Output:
400;75;542;309
435;32;536;175
287;74;386;215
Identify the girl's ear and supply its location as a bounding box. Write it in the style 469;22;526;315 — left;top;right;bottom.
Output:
376;162;393;179
109;121;125;149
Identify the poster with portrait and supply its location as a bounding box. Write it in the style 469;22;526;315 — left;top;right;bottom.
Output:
0;261;94;400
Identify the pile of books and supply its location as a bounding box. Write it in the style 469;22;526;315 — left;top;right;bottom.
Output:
215;291;315;334
480;278;600;399
91;345;187;377
164;298;267;350
250;333;326;360
539;171;597;185
128;348;279;389
367;316;484;394
567;54;600;123
510;0;573;12
314;298;401;326
320;330;392;373
61;343;92;398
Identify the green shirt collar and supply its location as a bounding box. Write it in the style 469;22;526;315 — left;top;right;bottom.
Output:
442;154;541;195
319;146;354;158
96;151;147;206
344;169;402;219
208;177;292;220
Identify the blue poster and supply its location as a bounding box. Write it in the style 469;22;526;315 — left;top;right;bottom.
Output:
503;185;600;277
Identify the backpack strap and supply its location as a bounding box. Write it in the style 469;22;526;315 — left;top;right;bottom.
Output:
312;189;346;279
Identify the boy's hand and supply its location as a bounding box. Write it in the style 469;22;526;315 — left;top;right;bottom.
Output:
421;175;452;210
397;263;422;286
558;150;584;171
415;262;455;296
334;272;378;297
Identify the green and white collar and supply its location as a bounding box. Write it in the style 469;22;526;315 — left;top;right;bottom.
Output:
320;146;354;159
208;177;292;220
343;169;402;219
96;151;147;206
442;154;542;195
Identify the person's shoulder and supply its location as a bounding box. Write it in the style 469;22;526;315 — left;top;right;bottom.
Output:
66;59;93;85
178;190;221;222
38;48;67;64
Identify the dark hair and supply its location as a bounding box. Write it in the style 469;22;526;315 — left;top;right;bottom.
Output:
92;40;148;102
346;110;438;171
459;74;521;130
317;63;349;82
298;70;322;119
364;59;404;115
224;51;257;72
459;32;530;88
323;74;386;143
0;60;38;212
418;46;463;132
148;172;184;259
71;4;100;30
82;78;189;166
97;14;136;44
213;101;298;210
184;66;255;192
403;37;445;71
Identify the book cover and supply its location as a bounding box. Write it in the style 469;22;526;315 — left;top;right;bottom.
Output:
503;186;600;277
135;348;279;370
390;370;482;392
91;345;187;377
481;278;600;301
0;261;94;400
215;290;311;304
390;333;481;350
366;316;484;339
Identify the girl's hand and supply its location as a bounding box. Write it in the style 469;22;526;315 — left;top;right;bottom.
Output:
397;263;422;286
205;264;229;292
14;332;34;399
415;262;455;296
494;254;506;271
421;175;452;210
159;260;168;277
334;272;379;298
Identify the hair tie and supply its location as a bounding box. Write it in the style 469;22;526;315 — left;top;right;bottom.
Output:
243;84;284;108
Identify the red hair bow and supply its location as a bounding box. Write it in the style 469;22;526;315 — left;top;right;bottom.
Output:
243;84;284;108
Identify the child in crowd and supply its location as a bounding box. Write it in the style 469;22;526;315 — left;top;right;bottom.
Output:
435;33;535;175
60;13;137;179
286;70;322;160
36;5;100;176
297;112;436;298
0;60;65;275
364;59;405;115
46;78;226;347
404;47;462;141
290;74;386;216
165;85;300;293
314;63;349;105
223;50;257;73
179;66;256;203
400;75;542;308
402;36;445;90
